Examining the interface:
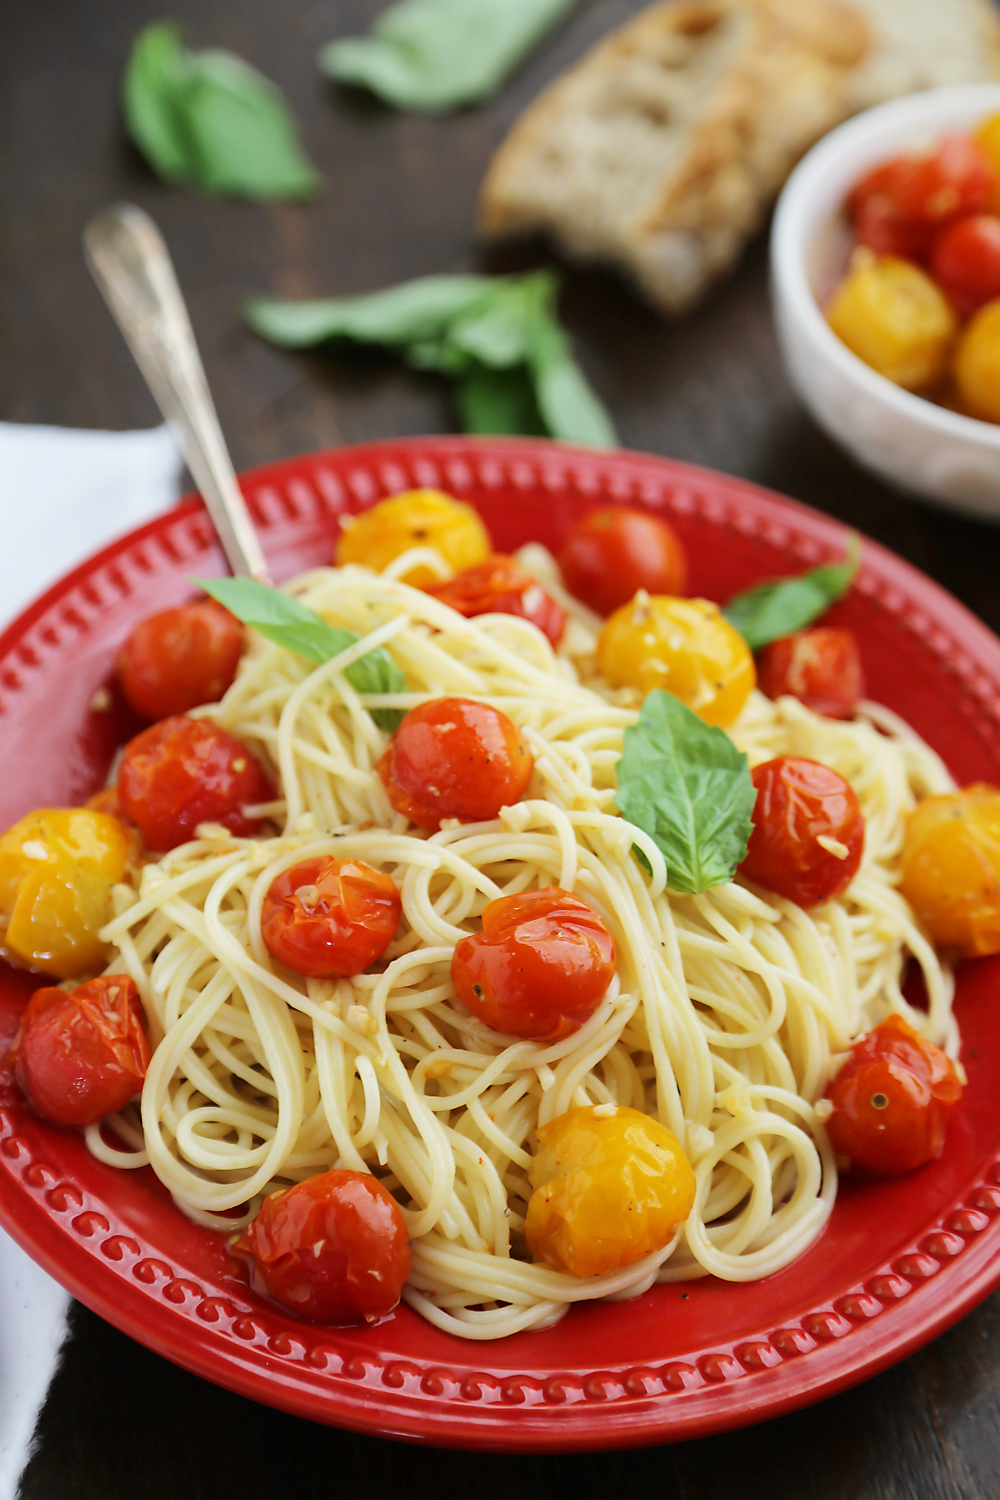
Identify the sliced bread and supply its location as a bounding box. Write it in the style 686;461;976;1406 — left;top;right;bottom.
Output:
478;0;870;314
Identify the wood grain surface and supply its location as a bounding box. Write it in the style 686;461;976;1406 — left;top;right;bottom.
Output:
4;3;1000;1496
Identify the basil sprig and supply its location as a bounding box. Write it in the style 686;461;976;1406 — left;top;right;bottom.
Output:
245;271;616;447
124;22;319;200
319;0;580;113
722;535;860;652
195;577;406;731
616;692;755;895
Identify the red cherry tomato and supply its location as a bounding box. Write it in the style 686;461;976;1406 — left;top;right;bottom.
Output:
424;554;566;646
757;627;865;719
5;975;150;1127
233;1169;411;1324
117;715;273;851
377;697;533;833
261;856;401;977
556;507;687;617
117;600;244;721
451;887;616;1041
824;1014;963;1174
849;138;997;261
740;756;864;907
930;214;1000;317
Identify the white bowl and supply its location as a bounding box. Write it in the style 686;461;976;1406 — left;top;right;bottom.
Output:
771;83;1000;521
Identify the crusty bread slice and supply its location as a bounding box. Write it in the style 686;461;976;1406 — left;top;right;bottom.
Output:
479;0;869;314
848;0;1000;112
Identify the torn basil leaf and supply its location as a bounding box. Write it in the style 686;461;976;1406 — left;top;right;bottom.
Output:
194;576;405;730
124;21;319;199
319;0;580;113
616;691;755;895
722;535;860;652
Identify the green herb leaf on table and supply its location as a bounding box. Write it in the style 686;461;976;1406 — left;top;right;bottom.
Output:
616;691;756;896
245;272;617;447
319;0;580;112
194;577;406;731
124;21;319;200
722;534;860;652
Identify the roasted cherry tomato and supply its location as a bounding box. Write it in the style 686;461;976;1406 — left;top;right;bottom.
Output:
5;975;150;1127
451;888;616;1041
117;599;244;721
0;808;131;979
757;627;864;719
261;855;401;977
596;595;755;726
525;1104;696;1277
425;554;565;646
900;783;1000;954
930;214;1000;318
952;297;1000;423
824;1014;963;1175
556;507;687;617
740;756;864;907
335;490;490;589
234;1169;411;1324
826;251;957;390
117;715;273;852
975;110;1000;207
850;137;996;246
377;697;533;832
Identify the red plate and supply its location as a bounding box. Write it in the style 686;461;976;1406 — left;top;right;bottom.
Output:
2;437;1000;1451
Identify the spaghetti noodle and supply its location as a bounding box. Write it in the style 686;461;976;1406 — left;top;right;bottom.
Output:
89;554;955;1339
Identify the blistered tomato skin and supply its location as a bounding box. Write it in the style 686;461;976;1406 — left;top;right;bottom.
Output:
825;1015;963;1175
596;595;755;726
117;600;244;721
525;1105;696;1277
335;491;490;589
757;627;864;719
556;507;687;617
377;697;533;832
0;808;132;979
425;554;566;646
826;252;958;391
741;756;864;907
234;1170;411;1324
900;784;1000;955
117;716;273;852
451;888;616;1041
261;856;402;978
5;975;150;1127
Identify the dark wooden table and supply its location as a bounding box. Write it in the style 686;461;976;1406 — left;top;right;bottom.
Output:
4;2;1000;1496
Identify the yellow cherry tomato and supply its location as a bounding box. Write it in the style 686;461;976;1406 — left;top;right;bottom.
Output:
596;595;755;726
900;784;1000;956
826;250;957;391
0;808;131;979
952;298;1000;423
975;111;1000;210
525;1104;696;1278
334;490;490;589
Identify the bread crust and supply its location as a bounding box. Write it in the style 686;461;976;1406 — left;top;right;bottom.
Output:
479;0;870;313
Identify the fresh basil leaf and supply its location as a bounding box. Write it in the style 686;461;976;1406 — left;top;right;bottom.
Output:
616;691;755;896
245;272;617;446
319;0;580;112
722;535;861;652
455;365;547;437
122;21;192;181
194;577;405;730
246;276;493;350
123;22;319;199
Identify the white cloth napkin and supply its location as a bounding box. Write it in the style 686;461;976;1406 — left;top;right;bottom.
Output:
0;420;184;1500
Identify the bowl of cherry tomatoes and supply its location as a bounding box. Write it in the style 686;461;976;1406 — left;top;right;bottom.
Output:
771;83;1000;520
